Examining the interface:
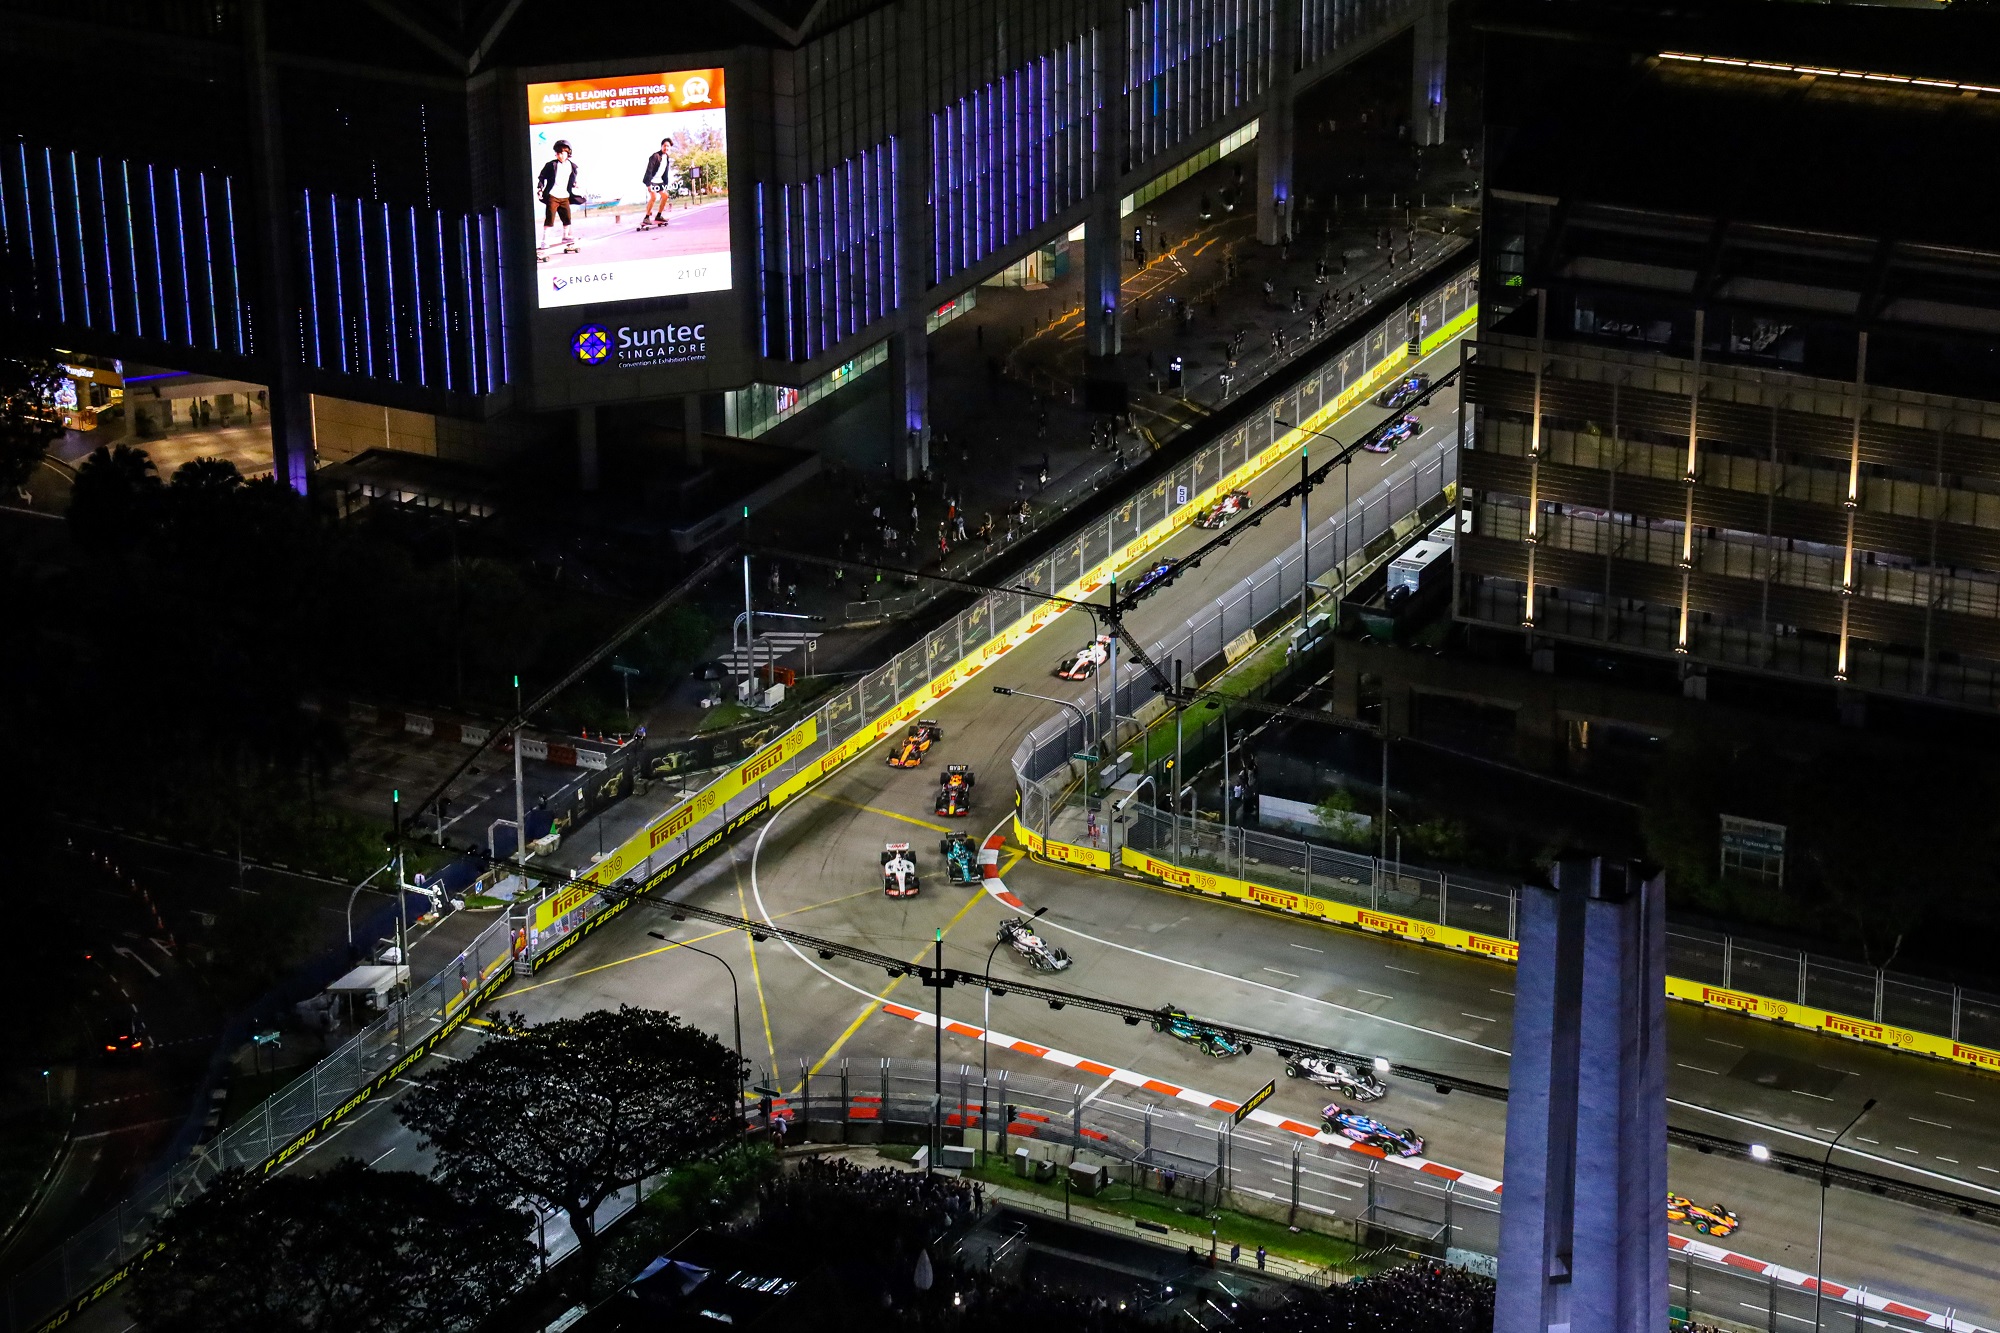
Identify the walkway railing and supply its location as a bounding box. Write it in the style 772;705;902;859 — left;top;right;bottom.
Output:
6;913;517;1332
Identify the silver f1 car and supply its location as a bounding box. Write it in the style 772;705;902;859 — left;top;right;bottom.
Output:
1285;1054;1386;1101
881;842;920;898
996;916;1072;972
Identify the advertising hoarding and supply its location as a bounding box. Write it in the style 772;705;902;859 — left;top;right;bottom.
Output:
527;70;730;310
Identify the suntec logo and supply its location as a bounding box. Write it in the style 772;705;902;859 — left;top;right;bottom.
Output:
572;324;611;364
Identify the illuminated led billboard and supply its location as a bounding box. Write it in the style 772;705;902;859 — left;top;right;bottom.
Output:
527;70;730;309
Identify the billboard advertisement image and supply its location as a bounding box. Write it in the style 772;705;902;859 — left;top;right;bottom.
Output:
527;70;730;309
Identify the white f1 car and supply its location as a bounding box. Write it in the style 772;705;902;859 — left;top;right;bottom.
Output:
996;916;1072;971
1284;1054;1386;1101
1055;635;1113;681
881;842;920;898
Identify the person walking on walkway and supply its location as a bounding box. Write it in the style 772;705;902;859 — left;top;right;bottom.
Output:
1256;1246;1267;1271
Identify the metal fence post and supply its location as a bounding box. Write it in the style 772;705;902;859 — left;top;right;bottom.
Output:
1798;954;1808;1006
1768;1268;1778;1332
881;1057;891;1118
799;1060;811;1134
1954;987;1963;1042
1438;876;1449;928
1143;1102;1153;1163
1216;1120;1229;1194
980;1076;990;1164
958;1065;970;1148
841;1059;851;1140
1289;1141;1302;1225
1874;968;1885;1024
1366;1161;1378;1226
1443;1181;1455;1250
1722;934;1734;989
1072;1084;1083;1144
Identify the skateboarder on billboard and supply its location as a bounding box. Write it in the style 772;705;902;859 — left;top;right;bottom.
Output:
640;136;673;230
536;140;580;258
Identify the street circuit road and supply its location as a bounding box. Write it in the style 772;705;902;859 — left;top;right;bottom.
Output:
222;343;2000;1326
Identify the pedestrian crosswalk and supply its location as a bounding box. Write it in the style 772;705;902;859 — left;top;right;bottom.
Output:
721;630;821;675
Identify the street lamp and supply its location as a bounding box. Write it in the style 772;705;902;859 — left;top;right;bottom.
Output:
1814;1098;1876;1331
982;907;1048;1088
991;686;1095;753
344;858;396;949
992;686;1098;848
647;932;745;1136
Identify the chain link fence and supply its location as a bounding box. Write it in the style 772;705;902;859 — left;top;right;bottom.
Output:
765;1056;1500;1261
1665;926;2000;1050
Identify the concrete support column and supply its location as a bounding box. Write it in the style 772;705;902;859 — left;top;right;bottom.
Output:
1084;195;1124;360
891;0;931;480
683;393;704;468
1257;0;1300;246
1496;857;1667;1333
1085;0;1128;359
1411;0;1449;147
889;312;929;481
577;405;598;492
242;0;311;493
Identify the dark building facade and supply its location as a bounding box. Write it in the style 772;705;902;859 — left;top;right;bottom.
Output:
1459;1;2000;715
1;0;1446;491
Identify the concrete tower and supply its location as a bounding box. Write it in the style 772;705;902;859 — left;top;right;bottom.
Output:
1495;856;1667;1333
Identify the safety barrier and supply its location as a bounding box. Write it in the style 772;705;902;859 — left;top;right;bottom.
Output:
515;260;1482;970
768;1055;1501;1258
1016;796;2000;1082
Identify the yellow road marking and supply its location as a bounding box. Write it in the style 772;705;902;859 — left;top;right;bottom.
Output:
796;888;989;1090
505;927;735;996
505;888;875;996
736;861;780;1072
812;791;952;834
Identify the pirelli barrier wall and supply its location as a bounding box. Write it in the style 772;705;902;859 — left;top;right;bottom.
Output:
10;912;518;1333
1021;798;2000;1080
515;260;1483;971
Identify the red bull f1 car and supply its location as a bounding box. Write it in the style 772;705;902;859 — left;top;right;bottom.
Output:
887;719;943;768
881;842;920;898
935;764;974;816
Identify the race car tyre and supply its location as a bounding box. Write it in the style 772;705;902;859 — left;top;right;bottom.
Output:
1284;1064;1299;1078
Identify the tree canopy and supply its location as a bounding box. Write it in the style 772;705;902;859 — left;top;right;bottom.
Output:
395;1006;740;1249
125;1161;531;1333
